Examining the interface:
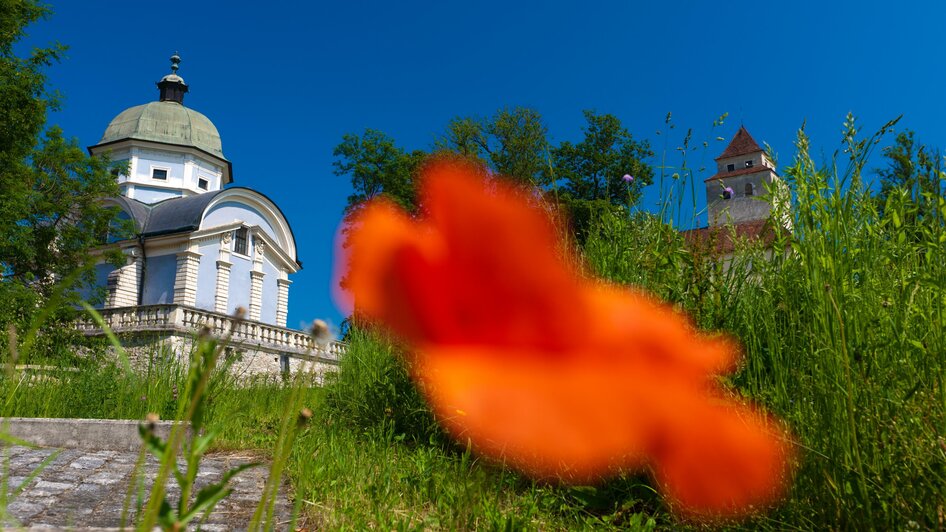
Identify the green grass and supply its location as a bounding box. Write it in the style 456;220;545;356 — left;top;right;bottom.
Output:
287;329;665;530
583;118;946;529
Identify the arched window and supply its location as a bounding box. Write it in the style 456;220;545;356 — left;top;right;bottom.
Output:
745;183;754;196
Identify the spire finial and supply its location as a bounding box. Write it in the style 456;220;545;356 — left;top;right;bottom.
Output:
157;52;188;104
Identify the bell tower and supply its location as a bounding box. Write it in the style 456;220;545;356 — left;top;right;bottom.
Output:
705;126;783;227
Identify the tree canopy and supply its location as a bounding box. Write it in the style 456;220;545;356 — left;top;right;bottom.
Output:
0;1;127;308
333;129;423;214
436;107;551;187
334;107;654;243
551;110;653;205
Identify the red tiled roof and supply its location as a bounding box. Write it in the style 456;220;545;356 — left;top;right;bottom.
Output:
715;126;763;160
705;165;777;182
681;219;787;255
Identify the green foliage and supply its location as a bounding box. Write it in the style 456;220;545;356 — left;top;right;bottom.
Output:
875;128;945;226
335;108;655;249
4;126;127;291
437;106;551;187
551;110;653;206
333;129;424;214
321;327;443;444
293;327;665;529
584;115;946;529
0;0;58;166
0;0;129;363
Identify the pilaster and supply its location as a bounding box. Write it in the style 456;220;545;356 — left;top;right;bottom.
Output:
106;246;141;307
215;232;232;314
248;237;265;321
249;271;264;321
172;245;201;307
276;274;291;328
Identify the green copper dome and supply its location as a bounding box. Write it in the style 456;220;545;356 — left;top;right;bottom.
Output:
97;100;227;160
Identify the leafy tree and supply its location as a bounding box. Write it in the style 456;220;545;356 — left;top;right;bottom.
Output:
876;129;944;224
333;129;424;214
437;107;550;187
335;109;655;245
0;0;127;360
551;110;654;206
548;111;654;242
2;127;126;291
437;116;488;165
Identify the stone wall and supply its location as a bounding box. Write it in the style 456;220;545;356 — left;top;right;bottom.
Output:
113;330;339;383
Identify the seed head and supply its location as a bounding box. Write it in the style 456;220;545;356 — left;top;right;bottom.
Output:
297;407;313;427
143;412;160;433
310;319;332;345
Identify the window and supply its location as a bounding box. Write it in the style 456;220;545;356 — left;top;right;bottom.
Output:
152;168;168;180
744;160;754;168
198;178;209;190
726;163;735;172
745;183;754;196
233;227;248;255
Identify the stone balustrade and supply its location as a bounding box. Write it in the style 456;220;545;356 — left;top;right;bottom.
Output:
77;304;345;364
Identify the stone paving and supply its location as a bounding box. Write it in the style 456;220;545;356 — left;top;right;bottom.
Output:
2;445;292;530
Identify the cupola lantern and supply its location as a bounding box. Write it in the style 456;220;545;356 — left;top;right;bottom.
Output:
157;53;188;104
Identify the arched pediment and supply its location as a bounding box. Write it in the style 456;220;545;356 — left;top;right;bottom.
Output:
199;188;298;264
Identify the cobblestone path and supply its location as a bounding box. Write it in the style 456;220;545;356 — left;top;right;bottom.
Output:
2;445;292;530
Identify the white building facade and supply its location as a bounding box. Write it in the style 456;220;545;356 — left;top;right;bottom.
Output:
81;56;338;375
88;55;297;326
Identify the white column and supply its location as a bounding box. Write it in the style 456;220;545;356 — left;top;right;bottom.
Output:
248;238;265;321
172;244;201;307
215;231;232;314
276;272;291;327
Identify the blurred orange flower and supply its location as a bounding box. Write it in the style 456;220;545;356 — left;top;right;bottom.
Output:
335;161;793;518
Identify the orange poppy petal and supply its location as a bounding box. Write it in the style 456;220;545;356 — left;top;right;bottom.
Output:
649;396;793;517
420;163;586;351
583;284;738;375
340;200;447;342
338;161;793;518
417;348;656;482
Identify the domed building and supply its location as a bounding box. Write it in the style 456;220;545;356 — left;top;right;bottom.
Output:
81;55;340;374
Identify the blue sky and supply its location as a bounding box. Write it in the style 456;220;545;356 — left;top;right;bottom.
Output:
20;1;946;330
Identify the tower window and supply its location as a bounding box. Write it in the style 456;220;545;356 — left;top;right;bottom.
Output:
233;227;248;255
726;163;735;172
152;168;168;180
745;183;754;196
198;178;209;190
744;160;754;168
